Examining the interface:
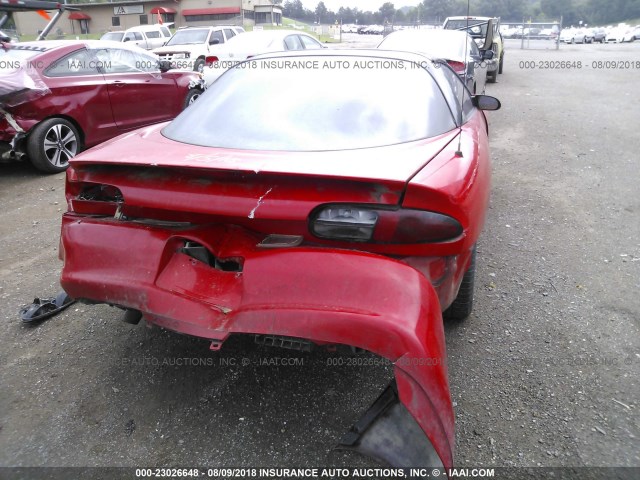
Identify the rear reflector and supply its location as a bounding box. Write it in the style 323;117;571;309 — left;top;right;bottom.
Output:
447;60;466;74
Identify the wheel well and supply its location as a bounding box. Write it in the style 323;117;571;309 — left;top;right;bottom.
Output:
30;115;85;147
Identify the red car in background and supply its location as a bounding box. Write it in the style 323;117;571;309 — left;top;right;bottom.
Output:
59;50;500;470
0;40;204;173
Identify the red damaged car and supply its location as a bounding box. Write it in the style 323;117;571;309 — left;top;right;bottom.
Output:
59;50;499;470
0;40;204;173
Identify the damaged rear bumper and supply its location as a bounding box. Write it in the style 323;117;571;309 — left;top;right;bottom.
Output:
60;216;455;469
0;108;28;162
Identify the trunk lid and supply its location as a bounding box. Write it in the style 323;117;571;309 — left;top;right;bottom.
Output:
73;122;457;184
68;124;458;236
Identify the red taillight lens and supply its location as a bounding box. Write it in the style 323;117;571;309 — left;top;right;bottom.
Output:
205;56;219;67
374;209;462;243
447;60;466;74
310;205;462;244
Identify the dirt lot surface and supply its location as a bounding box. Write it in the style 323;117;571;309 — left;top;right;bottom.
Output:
0;38;638;480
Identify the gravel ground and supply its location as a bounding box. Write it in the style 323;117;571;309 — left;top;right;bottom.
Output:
0;38;638;480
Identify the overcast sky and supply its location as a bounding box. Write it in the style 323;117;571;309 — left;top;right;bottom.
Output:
300;1;421;13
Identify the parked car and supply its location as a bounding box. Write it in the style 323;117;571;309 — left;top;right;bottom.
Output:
364;25;384;35
0;40;204;173
571;29;589;44
606;27;628;43
522;27;542;37
377;29;493;94
443;16;503;82
153;26;245;72
202;30;325;86
589;28;607;43
623;26;640;42
58;49;500;471
502;25;523;38
538;28;559;40
100;31;125;42
559;28;575;43
121;24;172;50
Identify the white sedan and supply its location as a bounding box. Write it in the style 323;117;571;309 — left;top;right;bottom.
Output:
202;30;326;86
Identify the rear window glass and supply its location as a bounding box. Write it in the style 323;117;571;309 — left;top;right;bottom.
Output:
379;31;469;59
163;56;456;151
445;20;489;38
101;32;124;42
166;29;209;45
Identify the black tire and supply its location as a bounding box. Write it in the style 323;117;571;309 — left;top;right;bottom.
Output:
193;58;205;72
183;89;202;109
444;246;476;321
487;69;497;83
26;118;81;173
498;54;504;74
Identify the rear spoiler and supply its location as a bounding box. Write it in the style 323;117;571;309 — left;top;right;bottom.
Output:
0;0;79;40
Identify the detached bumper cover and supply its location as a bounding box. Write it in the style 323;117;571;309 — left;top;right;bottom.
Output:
60;216;455;468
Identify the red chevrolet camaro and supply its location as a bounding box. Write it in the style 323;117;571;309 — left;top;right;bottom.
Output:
0;40;204;173
59;50;499;470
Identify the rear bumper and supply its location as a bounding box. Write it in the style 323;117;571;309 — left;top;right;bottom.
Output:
0;110;29;162
60;215;455;468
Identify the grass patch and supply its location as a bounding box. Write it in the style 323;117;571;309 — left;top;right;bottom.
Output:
18;33;102;42
282;17;310;27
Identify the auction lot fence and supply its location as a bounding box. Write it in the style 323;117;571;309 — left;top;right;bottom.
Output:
503;18;563;50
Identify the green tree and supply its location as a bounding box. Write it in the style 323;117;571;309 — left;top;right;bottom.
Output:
315;1;328;23
421;0;456;18
379;2;396;23
283;0;305;20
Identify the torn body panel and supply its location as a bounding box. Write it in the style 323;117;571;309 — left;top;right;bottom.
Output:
0;108;27;161
60;216;454;469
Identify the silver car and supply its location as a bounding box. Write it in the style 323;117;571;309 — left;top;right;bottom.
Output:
378;29;493;94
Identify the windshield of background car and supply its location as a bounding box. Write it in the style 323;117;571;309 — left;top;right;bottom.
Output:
446;20;488;38
101;32;124;42
163;56;457;151
166;29;208;45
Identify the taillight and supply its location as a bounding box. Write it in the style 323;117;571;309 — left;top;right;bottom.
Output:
313;206;378;241
447;60;466;74
310;205;462;244
205;56;219;66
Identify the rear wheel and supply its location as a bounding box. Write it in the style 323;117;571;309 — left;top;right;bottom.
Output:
183;89;202;109
444;246;476;321
487;69;497;83
498;54;504;74
193;58;205;72
26;118;80;173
